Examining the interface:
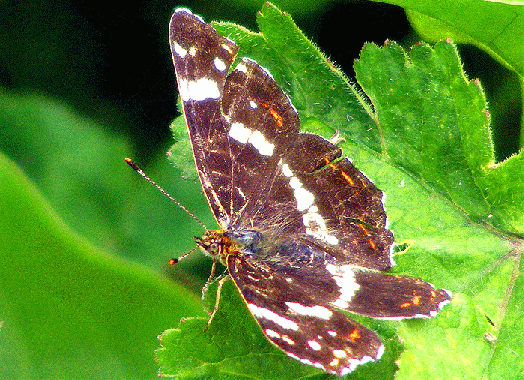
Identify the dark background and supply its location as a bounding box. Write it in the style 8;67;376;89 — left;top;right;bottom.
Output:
2;0;518;162
0;1;414;163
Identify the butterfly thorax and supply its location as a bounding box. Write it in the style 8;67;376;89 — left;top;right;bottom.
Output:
195;229;263;265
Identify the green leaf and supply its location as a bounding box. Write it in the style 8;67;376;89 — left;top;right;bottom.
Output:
164;3;523;379
376;0;524;76
0;90;131;256
396;293;488;379
0;152;205;378
354;41;494;224
157;280;321;379
488;249;524;379
169;115;200;181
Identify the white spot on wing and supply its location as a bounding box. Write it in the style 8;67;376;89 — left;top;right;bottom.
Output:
249;100;258;109
288;176;314;211
229;122;251;143
303;205;339;245
340;367;351;376
236;63;247;73
281;163;293;177
285;302;333;320
340;354;375;375
265;329;281;339
189;46;197;56
281;161;339;245
281;335;295;345
221;43;233;53
247;303;299;330
307;340;322;351
180;78;220;101
228;122;274;156
332;299;349;309
326;264;360;307
214;57;227;72
173;41;187;57
248;130;274;156
336;344;382;375
333;349;347;358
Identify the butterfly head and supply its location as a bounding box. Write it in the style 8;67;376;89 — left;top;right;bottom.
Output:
194;230;233;262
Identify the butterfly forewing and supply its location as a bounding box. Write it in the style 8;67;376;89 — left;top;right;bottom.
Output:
222;58;302;225
169;9;239;226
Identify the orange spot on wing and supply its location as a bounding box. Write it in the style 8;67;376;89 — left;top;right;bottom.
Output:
269;108;283;126
260;102;283;127
367;238;376;250
400;302;411;308
340;170;355;185
348;329;361;341
358;224;369;234
412;296;421;305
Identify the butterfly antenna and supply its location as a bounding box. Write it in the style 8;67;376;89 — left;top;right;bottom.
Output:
125;158;208;230
168;246;198;265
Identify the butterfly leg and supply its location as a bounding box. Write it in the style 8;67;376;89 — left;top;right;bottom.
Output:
206;259;217;285
204;274;230;331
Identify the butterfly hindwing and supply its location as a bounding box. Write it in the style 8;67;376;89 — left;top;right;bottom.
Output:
347;271;451;318
227;254;384;376
224;230;449;375
278;133;394;270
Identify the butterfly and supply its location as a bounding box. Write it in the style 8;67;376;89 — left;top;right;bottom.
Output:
164;8;451;376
